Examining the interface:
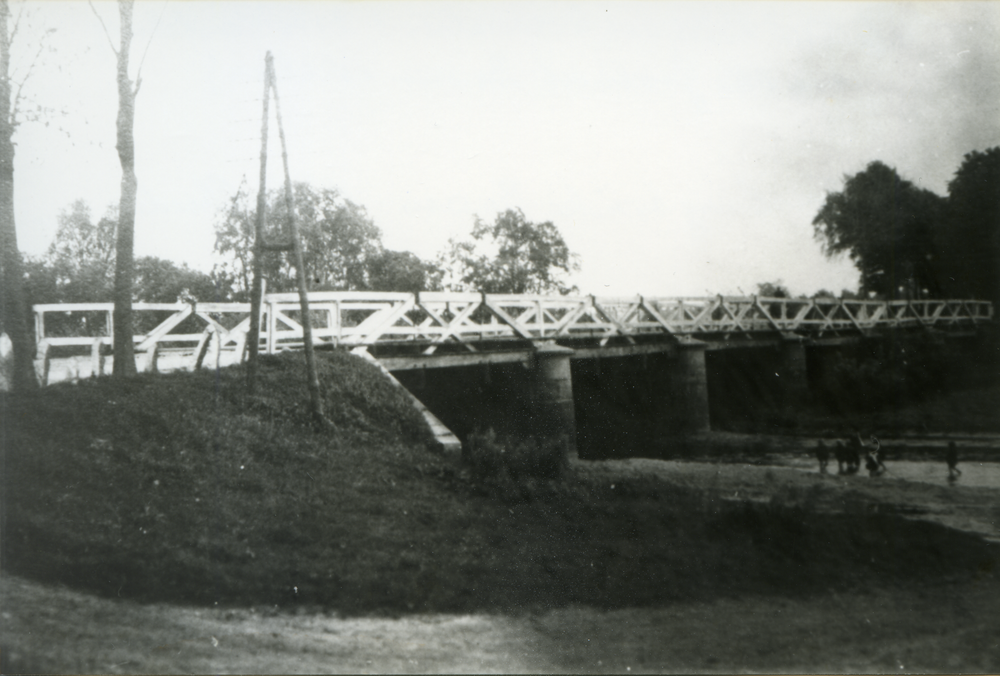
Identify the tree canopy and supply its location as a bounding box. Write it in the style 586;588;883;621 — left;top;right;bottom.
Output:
937;148;1000;305
438;208;579;295
366;249;442;293
213;181;440;298
755;281;791;298
25;200;217;306
812;161;945;299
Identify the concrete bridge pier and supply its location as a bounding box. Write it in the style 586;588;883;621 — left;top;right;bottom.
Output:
528;343;577;456
777;335;810;405
666;340;711;433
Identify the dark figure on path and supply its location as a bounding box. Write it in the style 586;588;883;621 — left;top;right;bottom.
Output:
834;441;849;474
947;441;962;480
816;440;830;474
865;436;887;477
846;433;863;474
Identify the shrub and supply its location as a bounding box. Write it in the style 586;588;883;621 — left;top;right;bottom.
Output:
817;332;950;413
464;428;568;500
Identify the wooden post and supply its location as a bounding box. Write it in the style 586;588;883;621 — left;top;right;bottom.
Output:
91;338;102;377
35;342;50;387
246;53;271;392
270;53;326;427
148;342;159;373
194;327;214;370
267;299;277;354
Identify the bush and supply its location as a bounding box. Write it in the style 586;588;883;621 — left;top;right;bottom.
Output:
817;332;950;413
464;428;568;500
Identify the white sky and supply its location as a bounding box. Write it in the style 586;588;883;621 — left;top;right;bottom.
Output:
10;1;1000;297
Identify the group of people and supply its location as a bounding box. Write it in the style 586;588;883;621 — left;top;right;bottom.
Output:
815;435;963;480
815;433;887;477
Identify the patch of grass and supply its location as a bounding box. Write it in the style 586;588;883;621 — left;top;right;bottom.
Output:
464;428;569;502
2;351;997;616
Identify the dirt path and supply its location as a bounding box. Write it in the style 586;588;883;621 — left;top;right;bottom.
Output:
4;448;1000;674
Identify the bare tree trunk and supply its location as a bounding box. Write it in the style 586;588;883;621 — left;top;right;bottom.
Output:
271;55;325;427
112;0;137;378
0;0;37;391
245;52;271;393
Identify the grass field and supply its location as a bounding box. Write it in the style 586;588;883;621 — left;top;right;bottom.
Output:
2;350;999;672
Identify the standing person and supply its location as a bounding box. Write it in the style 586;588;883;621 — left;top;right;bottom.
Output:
946;441;962;480
846;432;863;474
866;436;887;477
816;440;830;474
834;441;848;474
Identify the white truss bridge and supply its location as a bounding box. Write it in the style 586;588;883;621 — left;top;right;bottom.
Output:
31;292;994;383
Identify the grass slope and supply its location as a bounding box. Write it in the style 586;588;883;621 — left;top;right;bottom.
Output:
2;351;997;616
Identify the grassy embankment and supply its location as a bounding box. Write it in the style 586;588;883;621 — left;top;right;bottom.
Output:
2;350;998;617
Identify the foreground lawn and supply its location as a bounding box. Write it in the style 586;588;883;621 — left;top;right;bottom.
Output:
3;351;996;619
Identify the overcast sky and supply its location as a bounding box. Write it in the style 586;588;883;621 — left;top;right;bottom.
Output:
10;1;1000;297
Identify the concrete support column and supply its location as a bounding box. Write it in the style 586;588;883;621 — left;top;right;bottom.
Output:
778;336;809;405
529;343;577;456
668;341;710;433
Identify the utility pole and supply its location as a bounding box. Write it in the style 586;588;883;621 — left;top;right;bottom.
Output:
245;52;271;392
246;52;326;427
271;54;325;426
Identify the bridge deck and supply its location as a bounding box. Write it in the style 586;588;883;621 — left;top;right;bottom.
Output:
29;292;993;382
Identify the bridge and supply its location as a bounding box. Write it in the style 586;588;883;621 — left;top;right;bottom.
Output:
29;292;994;454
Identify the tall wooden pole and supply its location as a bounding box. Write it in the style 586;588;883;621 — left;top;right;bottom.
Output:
270;55;326;426
245;52;271;392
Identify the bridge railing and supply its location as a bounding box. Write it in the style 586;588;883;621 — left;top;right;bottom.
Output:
31;293;993;382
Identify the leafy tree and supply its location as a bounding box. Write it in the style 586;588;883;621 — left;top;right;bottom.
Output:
215;182;438;297
133;257;219;304
33;201;118;302
212;180;256;299
27;201;216;305
438;208;579;294
812;161;945;299
366;249;442;293
937;147;1000;304
755;281;790;298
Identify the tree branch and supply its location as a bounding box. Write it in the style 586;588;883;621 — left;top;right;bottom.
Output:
11;37;47;124
87;0;118;56
134;0;167;96
8;2;22;49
